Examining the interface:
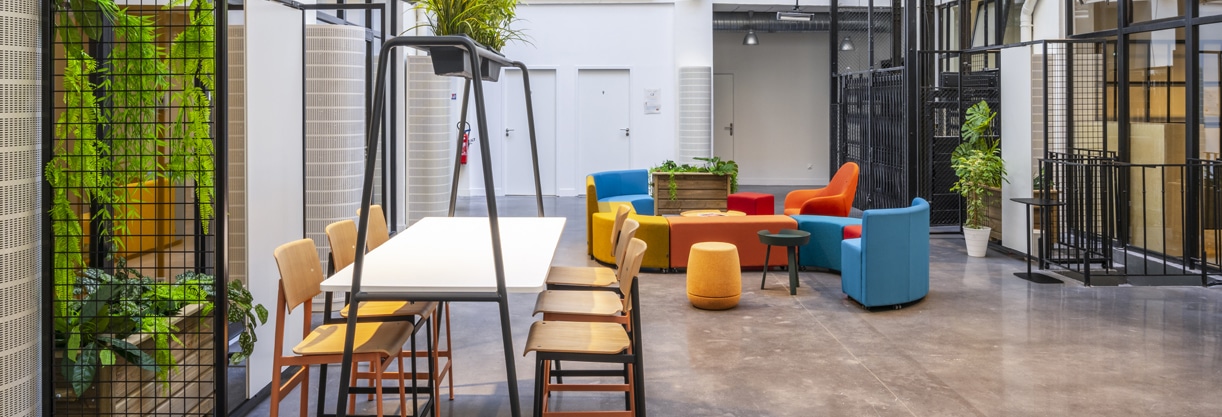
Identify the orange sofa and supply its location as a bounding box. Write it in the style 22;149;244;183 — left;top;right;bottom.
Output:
667;215;798;269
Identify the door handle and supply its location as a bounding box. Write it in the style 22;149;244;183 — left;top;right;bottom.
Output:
505;128;514;137
724;123;734;135
620;128;630;137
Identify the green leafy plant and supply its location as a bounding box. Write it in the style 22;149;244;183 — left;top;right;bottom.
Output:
649;157;739;200
951;101;1008;229
413;0;528;51
60;263;268;397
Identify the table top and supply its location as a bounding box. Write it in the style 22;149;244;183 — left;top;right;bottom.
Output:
320;216;566;293
758;228;811;245
1010;197;1067;206
680;209;746;217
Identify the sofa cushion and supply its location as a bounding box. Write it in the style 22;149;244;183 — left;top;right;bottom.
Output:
591;169;649;200
843;224;862;239
791;215;862;271
667;215;797;268
600;194;654;215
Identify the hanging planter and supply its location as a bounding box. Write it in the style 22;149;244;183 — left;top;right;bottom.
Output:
429;43;504;81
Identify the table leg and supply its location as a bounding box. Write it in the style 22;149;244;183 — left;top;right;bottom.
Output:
761;245;771;289
787;246;798;295
496;296;523;417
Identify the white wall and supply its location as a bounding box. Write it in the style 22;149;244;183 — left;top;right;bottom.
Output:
243;0;305;396
1000;45;1034;253
1032;0;1065;41
713;31;830;185
457;3;677;197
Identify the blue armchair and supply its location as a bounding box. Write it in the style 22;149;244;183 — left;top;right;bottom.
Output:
840;198;930;308
590;169;654;215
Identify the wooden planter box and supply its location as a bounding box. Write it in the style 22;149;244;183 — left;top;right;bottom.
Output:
652;172;730;216
984;186;1002;242
55;304;216;415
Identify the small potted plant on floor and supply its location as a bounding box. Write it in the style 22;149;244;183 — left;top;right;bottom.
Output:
951;101;1007;257
413;0;527;81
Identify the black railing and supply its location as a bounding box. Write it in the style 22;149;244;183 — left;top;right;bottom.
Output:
838;67;910;210
1042;152;1217;286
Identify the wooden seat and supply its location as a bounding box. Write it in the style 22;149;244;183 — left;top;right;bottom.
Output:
271;238;410;417
526;238;648;417
532;290;624;320
326;217;454;415
546;205;635;290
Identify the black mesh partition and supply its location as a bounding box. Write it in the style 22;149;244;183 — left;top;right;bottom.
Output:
44;1;231;415
833;1;910;211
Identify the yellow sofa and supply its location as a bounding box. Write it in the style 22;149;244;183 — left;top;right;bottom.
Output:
592;210;670;269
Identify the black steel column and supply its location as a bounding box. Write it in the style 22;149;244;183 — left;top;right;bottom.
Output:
213;0;230;413
40;1;55;415
830;0;839;178
906;0;920;201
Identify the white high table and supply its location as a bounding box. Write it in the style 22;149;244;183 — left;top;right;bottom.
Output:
320;216;566;416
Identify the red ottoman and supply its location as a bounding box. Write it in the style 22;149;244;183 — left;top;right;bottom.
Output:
727;192;775;215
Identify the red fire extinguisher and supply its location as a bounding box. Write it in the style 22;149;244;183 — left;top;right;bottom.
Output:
460;127;471;165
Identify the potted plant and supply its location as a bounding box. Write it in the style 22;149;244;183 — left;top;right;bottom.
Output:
55;261;268;412
413;0;527;81
649;157;739;215
951;101;1007;257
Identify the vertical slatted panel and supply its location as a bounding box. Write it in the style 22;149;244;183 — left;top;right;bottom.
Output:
0;0;41;414
406;55;451;225
677;66;712;165
304;25;366;271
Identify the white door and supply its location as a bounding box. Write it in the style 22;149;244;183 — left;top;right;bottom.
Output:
713;73;735;160
578;69;631;186
502;69;557;195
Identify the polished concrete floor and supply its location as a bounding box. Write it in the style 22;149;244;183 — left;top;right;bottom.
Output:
244;192;1222;416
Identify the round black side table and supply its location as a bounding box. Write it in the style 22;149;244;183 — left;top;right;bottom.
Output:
758;229;812;295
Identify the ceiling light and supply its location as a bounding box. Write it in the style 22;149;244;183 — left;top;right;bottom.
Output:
840;37;855;51
777;11;813;21
743;11;759;46
778;0;813;21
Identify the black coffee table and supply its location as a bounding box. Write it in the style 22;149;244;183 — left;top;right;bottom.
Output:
1011;197;1066;284
758;229;812;295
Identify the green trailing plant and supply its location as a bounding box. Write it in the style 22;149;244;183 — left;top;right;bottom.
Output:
413;0;528;51
951;101;1008;229
649;156;739;200
61;262;268;397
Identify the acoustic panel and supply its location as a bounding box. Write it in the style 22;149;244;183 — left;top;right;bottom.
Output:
677;66;713;165
406;55;451;225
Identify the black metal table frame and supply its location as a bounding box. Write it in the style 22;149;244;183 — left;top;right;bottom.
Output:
1010;197;1067;283
338;36;545;417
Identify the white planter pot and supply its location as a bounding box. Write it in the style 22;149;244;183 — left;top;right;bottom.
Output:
964;226;991;257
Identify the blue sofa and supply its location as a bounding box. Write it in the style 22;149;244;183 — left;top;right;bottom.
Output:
792;215;862;271
840;198;930;308
590;169;654;216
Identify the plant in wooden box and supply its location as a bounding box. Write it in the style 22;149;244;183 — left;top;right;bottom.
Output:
56;260;268;413
413;0;528;81
650;157;740;215
951;101;1008;257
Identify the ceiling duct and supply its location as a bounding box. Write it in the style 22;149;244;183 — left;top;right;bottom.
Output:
711;11;887;33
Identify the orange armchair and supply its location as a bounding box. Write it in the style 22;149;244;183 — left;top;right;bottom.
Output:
784;162;859;216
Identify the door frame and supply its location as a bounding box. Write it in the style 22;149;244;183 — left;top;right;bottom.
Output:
575;66;633;193
713;72;735;161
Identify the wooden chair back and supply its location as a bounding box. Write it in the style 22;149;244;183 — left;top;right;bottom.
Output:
272;238;325;314
359;204;391;251
613;218;640;268
618;238;647;314
609;203;631;252
325;219;358;271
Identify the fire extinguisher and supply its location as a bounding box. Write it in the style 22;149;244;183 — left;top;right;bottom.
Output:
460;127;471;165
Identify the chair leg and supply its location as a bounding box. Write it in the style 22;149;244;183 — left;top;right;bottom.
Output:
374;359;385;417
270;359;283;417
300;362;311;417
533;357;546;417
348;362;359;415
397;355;408;417
317;364;329;417
443;302;455;400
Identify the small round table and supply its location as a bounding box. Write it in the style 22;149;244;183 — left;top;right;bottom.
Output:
680;209;746;217
757;229;812;295
1010;197;1066;284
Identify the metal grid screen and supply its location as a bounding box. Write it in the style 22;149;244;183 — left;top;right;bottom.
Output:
835;1;909;210
45;0;226;415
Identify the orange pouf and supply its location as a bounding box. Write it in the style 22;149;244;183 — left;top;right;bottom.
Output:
685;242;742;310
